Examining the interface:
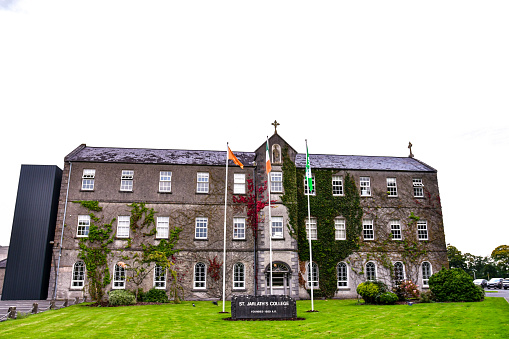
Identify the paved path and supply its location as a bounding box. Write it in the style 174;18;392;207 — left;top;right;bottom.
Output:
0;299;79;321
483;287;509;303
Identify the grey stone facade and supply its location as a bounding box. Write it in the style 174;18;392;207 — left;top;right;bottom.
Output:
47;134;447;301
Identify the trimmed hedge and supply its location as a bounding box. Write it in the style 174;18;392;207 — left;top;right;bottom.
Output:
142;288;169;303
429;267;484;302
357;281;398;305
108;289;137;306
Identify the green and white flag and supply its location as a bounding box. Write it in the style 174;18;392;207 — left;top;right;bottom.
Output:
305;140;313;192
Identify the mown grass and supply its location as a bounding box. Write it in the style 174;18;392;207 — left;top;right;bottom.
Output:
0;298;507;338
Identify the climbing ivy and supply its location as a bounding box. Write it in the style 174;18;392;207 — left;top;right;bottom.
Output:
75;201;115;302
281;151;364;298
76;200;182;303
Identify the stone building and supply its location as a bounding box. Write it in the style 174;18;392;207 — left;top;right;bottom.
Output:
47;128;447;301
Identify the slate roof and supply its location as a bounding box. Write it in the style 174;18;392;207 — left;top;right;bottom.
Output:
295;154;436;172
66;145;436;172
65;145;257;167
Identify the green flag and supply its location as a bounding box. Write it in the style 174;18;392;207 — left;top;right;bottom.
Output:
305;141;313;193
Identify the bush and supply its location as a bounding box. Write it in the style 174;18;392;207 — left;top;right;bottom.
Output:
143;288;169;303
428;267;485;302
393;280;420;300
377;292;399;305
419;290;434;303
357;281;390;304
108;289;137;306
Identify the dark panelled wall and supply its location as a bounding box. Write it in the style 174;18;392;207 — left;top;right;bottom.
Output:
2;165;62;300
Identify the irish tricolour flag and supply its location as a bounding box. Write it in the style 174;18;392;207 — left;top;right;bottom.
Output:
266;138;272;174
305;141;313;192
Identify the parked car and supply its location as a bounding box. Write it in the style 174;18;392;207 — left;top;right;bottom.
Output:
473;279;487;288
486;278;503;289
503;278;509;290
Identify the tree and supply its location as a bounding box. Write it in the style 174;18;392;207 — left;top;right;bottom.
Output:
491;245;509;277
447;245;466;270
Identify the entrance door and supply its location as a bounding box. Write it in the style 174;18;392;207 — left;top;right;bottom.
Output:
265;262;291;296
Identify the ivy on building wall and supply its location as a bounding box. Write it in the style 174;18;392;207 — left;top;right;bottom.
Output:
280;150;364;298
75;201;115;302
75;200;182;302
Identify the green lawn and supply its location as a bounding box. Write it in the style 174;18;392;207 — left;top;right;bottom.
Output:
0;298;508;338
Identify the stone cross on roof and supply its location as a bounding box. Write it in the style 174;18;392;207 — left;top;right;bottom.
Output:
272;120;280;134
408;142;414;158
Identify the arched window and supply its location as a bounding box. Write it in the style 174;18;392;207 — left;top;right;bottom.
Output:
154;264;166;289
194;262;206;289
366;262;376;281
233;263;245;289
307;262;319;288
113;263;126;289
71;261;85;288
394;262;405;282
337;262;348;288
422;262;432;287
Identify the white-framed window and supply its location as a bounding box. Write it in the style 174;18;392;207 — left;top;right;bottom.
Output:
113;263;126;289
417;220;428;240
271;216;284;239
196;172;209;193
387;178;397;196
304;175;315;195
307;262;319;288
366;262;377;281
117;216;130;238
233;217;246;240
360;177;371;196
306;217;317;240
422;261;432;287
413;178;424;197
337;262;348;288
81;169;95;190
394;262;405;282
390;220;401;240
77;215;90;237
270;172;283;193
156;216;169;239
195;217;208;239
335;217;346;240
154;264;166;289
234;173;246;194
332;175;343;196
159;171;172;192
194;262;206;289
363;219;374;240
120;170;134;191
71;261;85;288
233;262;245;289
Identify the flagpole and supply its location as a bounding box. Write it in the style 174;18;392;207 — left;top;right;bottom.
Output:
267;137;273;295
222;142;229;313
306;139;314;311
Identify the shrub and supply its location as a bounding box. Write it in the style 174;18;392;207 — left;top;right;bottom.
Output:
377;292;399;305
419;290;434;303
428;267;485;302
108;289;137;306
393;280;420;301
357;281;389;304
143;288;169;303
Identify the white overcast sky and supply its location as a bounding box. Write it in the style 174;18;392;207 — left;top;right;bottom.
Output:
1;0;507;257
